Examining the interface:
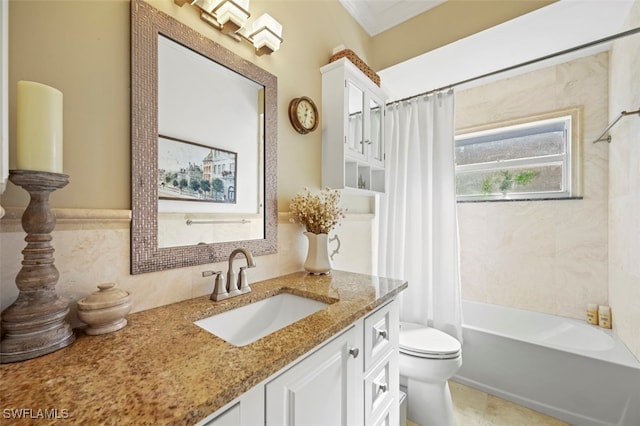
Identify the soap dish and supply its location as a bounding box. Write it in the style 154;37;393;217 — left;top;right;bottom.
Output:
77;283;132;335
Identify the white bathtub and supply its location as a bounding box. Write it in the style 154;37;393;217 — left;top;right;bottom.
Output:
454;300;640;426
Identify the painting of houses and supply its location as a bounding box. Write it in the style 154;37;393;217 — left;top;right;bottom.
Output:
158;135;236;203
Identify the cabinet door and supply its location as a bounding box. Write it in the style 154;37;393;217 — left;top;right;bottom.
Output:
266;325;362;426
346;81;367;160
367;95;385;168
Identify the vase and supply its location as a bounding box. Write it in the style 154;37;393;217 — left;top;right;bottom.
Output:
304;232;333;274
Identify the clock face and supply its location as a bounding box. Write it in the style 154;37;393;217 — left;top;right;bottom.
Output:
289;97;318;134
297;99;316;130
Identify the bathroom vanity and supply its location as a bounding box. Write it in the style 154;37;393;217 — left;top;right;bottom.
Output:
0;270;406;425
201;286;400;426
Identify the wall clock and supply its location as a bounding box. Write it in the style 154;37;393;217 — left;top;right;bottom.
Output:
288;96;319;134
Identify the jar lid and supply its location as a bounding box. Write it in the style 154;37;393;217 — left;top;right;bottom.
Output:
78;283;131;311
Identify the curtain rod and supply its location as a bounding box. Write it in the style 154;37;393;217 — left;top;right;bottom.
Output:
387;26;640;106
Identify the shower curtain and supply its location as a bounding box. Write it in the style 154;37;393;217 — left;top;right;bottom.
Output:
377;90;463;341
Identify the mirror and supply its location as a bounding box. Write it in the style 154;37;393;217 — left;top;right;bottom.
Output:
156;35;265;248
130;0;277;274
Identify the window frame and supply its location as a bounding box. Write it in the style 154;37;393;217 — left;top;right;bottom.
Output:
455;108;583;201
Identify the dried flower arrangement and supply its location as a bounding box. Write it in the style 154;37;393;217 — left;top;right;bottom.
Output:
289;187;346;234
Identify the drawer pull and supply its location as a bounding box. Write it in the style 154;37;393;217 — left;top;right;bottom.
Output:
376;328;388;339
349;348;359;358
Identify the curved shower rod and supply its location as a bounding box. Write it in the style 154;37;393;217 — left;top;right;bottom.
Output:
592;108;640;144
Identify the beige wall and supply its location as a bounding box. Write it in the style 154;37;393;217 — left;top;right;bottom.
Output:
608;0;640;359
370;0;557;71
456;52;610;320
5;0;130;209
2;0;373;212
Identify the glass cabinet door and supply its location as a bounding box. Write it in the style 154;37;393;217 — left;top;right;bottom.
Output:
369;97;384;164
347;82;365;158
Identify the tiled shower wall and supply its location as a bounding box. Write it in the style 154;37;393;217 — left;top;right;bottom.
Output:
456;52;610;320
608;1;640;359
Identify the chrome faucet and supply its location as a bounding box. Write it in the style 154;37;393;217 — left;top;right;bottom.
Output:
203;247;256;302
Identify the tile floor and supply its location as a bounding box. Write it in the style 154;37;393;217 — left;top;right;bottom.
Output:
406;381;570;426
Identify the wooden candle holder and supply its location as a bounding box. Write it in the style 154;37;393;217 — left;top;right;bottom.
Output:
0;170;75;363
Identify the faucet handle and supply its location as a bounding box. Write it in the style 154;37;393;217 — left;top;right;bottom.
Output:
205;271;228;302
238;266;252;294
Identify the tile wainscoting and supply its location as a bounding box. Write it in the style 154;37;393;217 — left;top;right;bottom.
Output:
0;209;375;327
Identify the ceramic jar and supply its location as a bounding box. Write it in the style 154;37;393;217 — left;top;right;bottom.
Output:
77;283;132;335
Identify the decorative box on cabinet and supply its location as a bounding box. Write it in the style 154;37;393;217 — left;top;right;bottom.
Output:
321;57;388;193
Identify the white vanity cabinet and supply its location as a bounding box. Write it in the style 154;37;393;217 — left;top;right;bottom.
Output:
321;57;388;193
266;298;399;425
197;299;399;426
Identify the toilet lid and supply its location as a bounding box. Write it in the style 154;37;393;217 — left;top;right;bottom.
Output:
399;322;461;359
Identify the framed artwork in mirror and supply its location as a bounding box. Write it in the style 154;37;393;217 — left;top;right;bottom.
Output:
158;135;238;204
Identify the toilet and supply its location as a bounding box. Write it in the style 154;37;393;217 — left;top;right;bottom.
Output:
399;322;462;426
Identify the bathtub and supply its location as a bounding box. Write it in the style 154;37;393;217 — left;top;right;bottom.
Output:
454;300;640;426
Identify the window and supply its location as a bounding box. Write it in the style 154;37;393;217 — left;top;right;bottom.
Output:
455;110;581;201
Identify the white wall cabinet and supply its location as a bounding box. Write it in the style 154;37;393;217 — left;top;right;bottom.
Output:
321;58;388;193
197;299;399;426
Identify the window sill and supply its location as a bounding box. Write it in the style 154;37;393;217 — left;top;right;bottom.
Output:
457;196;583;204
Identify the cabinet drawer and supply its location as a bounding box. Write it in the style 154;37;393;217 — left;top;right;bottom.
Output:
365;352;393;424
364;301;396;370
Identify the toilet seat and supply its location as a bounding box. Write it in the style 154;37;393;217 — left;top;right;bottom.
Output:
400;322;461;360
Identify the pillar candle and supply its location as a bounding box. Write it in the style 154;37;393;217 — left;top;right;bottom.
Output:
16;81;63;173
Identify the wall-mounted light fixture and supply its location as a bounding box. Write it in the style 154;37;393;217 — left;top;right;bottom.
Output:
175;0;283;56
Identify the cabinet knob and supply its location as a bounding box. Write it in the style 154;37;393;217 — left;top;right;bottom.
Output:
376;328;388;339
376;382;388;393
349;348;359;358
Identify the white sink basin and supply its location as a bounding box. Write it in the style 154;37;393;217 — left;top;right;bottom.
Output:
195;293;329;347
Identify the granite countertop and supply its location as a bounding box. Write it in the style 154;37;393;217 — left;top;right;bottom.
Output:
0;270;407;425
